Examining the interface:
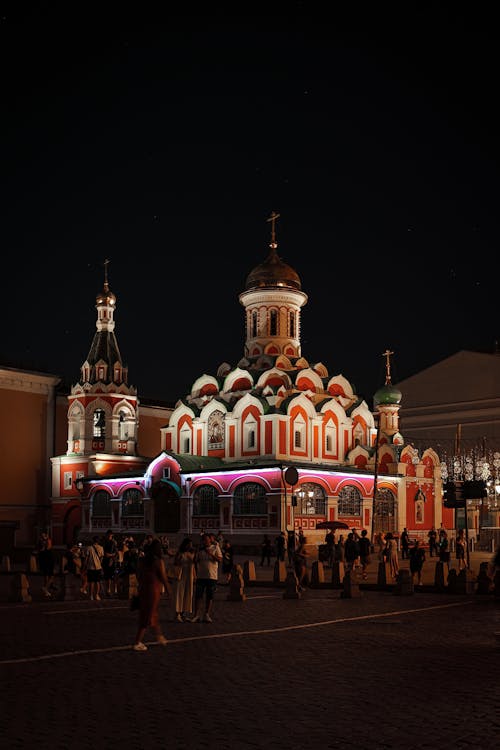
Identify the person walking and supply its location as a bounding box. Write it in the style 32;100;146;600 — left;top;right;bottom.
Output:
133;538;172;651
455;530;466;570
358;529;371;579
409;539;426;585
344;532;359;574
294;537;309;591
190;533;222;623
287;530;297;565
36;531;55;598
173;537;196;622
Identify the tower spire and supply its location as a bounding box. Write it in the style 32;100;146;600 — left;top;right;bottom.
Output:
103;258;110;291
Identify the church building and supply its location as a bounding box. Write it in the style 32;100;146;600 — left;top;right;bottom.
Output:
50;216;448;547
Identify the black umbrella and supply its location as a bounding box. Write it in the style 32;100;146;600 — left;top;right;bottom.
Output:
315;520;350;531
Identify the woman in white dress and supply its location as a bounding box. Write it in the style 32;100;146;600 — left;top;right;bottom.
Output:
173;537;197;622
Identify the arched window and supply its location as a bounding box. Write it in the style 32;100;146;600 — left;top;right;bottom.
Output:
233;482;267;515
192;485;219;515
269;309;277;336
374;488;396;527
252;310;258;337
296;482;326;515
122;488;144;516
93;409;106;438
92;490;111;517
289;311;295;338
119;410;129;441
337;485;362;516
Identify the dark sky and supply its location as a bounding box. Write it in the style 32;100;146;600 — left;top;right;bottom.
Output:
1;9;498;407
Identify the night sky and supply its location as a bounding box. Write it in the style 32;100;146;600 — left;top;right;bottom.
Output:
1;9;498;407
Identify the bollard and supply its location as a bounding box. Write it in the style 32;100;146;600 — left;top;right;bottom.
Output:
8;573;32;603
311;560;324;586
434;561;447;591
226;564;246;601
341;569;362;598
394;568;414;596
331;561;345;587
243;559;256;584
1;555;11;572
273;560;287;584
283;568;301;599
447;568;458;593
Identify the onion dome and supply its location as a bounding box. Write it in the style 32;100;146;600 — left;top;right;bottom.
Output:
245;244;302;291
374;383;402;406
96;281;116;307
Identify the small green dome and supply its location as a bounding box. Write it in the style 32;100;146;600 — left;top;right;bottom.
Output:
374;383;402;406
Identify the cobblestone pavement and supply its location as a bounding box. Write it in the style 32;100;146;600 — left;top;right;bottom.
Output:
0;571;498;750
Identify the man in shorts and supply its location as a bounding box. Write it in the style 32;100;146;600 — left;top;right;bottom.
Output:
190;533;222;623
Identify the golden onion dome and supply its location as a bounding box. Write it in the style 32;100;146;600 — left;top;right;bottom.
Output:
245;244;302;291
96;282;116;307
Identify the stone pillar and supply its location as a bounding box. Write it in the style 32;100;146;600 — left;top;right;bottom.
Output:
8;573;32;603
331;561;345;586
476;562;493;595
341;570;361;598
394;569;414;595
226;564;246;601
311;560;324;586
273;560;287;584
283;568;301;599
243;560;256;584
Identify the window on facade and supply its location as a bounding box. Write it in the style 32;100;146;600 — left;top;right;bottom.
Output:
64;472;73;490
92;490;111;517
119;410;129;441
326;435;332;451
269;309;277;336
248;429;255;448
122;488;144;516
192;484;219;515
252;311;258;338
325;420;336;454
337;485;362;516
374;489;396;519
289;311;295;338
233;482;267;515
294;430;302;448
93;409;106;438
183;437;190;453
296;482;327;515
163;467;170;479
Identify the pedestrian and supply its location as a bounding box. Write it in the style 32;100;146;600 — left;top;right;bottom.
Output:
221;540;234;584
409;539;426;585
325;530;336;569
36;531;55;598
84;535;104;601
260;534;273;566
133;538;172;651
216;528;225;547
401;527;410;559
190;533;222;623
294;536;309;591
102;529;118;596
438;530;450;568
336;534;345;563
173;537;197;622
344;532;359;573
384;532;399;579
358;529;371;579
275;531;286;562
455;530;466;570
287;530;296;565
428;526;438;557
298;527;305;546
374;531;385;560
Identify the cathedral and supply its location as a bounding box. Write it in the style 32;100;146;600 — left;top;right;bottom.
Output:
50;216;447;547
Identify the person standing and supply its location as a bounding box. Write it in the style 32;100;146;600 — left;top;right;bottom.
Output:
427;526;438;557
455;529;466;570
85;535;104;601
344;532;359;573
439;530;450;568
400;528;410;559
190;533;222;623
336;534;345;563
102;529;118;597
325;530;336;569
287;530;297;565
221;540;234;584
384;532;399;579
133;538;172;651
409;540;426;585
173;537;197;622
260;534;273;566
275;531;286;563
358;529;371;579
36;531;55;598
294;536;309;591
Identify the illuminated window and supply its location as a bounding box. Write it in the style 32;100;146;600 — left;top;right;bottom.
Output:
64;472;73;490
233;482;267;515
122;488;144;516
192;485;219;515
296;482;326;515
92;490;111;517
93;409;106;438
338;485;362;516
119;410;129;440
